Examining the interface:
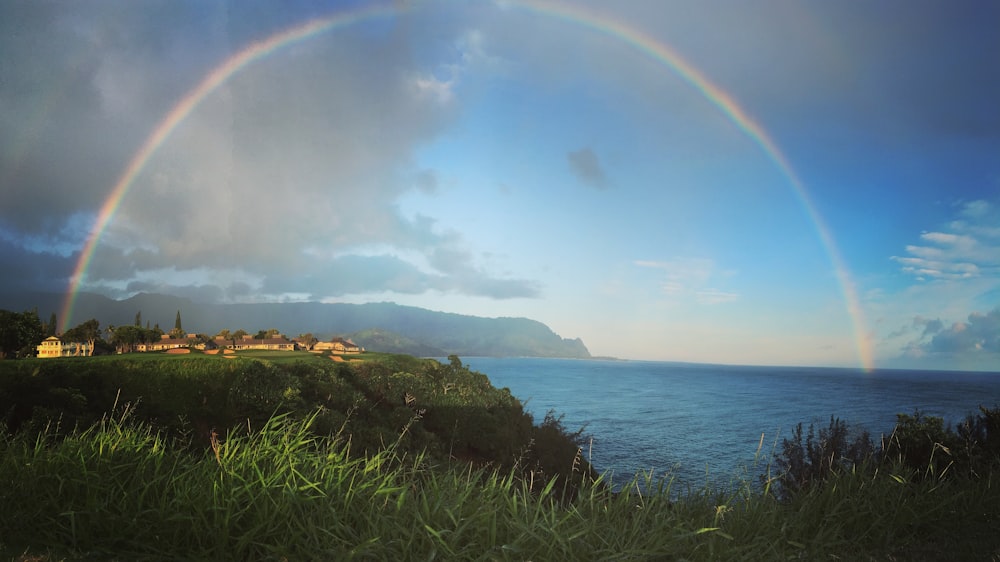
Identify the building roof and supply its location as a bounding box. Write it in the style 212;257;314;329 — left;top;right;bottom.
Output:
148;337;192;346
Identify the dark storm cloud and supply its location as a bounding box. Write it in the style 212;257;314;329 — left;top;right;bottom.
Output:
567;147;608;189
921;319;944;338
0;235;74;294
816;2;1000;139
916;317;944;338
577;1;1000;141
451;274;542;300
923;308;1000;354
0;2;544;303
0;2;230;234
259;253;540;300
274;254;437;297
125;281;225;304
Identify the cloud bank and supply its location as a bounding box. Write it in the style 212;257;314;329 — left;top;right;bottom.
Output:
0;3;540;304
892;200;1000;282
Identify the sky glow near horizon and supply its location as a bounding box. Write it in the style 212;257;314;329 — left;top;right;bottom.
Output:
1;1;998;371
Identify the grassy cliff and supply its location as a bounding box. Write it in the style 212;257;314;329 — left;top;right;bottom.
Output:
1;353;999;560
0;353;590;480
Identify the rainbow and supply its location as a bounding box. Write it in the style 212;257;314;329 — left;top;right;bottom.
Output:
59;3;401;333
60;0;873;370
520;0;873;370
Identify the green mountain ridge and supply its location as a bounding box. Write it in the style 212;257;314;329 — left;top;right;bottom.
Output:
1;292;590;359
346;328;447;357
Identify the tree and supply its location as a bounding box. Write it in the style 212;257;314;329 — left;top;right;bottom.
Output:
297;333;318;348
142;326;163;348
47;312;57;337
0;309;45;358
168;310;184;339
62;318;101;356
233;329;248;340
135;310;142;327
216;329;232;340
110;325;142;354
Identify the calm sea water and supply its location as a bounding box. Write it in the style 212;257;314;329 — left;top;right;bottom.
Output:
462;358;1000;488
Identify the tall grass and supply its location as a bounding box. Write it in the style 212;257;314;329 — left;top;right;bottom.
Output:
3;409;998;561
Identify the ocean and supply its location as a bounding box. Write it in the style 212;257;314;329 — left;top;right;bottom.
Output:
461;357;1000;489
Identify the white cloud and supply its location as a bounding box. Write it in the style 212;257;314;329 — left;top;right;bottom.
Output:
696;288;740;305
411;74;455;104
959;199;991;218
888;307;1000;368
635;258;738;305
920;231;968;245
891;200;1000;281
874;199;1000;368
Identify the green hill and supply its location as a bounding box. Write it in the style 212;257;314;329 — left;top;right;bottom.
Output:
3;292;591;358
347;328;447;356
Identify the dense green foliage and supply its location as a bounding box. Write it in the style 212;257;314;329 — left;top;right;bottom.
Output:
0;309;45;359
0;352;593;493
348;327;447;356
772;407;1000;499
2;409;999;560
2;353;999;560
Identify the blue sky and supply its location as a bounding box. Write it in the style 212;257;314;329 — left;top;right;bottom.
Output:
1;1;998;370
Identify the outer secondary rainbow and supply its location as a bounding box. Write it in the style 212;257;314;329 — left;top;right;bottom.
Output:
60;0;873;371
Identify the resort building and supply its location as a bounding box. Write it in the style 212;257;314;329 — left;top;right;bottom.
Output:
36;336;93;358
219;335;296;351
137;334;196;352
36;330;358;357
313;337;363;354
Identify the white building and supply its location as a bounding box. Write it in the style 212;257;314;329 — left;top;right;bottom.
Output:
36;336;93;358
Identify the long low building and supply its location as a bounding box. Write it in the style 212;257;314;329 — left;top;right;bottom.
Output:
139;334;297;352
138;335;195;352
226;336;296;351
37;332;333;357
311;337;363;354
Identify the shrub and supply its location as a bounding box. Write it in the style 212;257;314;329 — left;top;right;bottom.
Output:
954;405;1000;474
772;416;874;498
774;406;1000;499
882;410;958;478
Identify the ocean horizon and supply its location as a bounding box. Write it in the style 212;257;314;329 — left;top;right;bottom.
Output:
459;357;1000;489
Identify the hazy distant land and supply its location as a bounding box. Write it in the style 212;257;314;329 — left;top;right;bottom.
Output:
0;292;590;359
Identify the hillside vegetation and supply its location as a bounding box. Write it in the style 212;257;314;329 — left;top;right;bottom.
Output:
0;353;590;484
1;353;999;560
347;328;448;356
